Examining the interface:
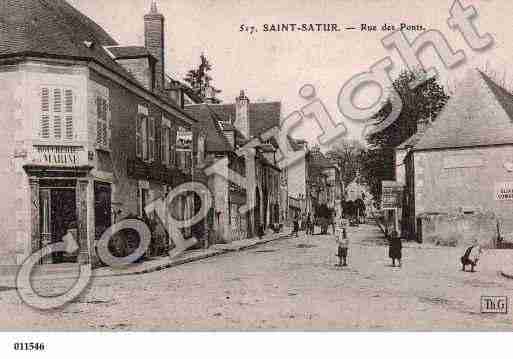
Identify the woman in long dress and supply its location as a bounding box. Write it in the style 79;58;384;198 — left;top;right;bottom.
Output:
388;230;402;267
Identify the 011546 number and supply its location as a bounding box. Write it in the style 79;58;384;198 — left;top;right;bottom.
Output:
13;342;46;351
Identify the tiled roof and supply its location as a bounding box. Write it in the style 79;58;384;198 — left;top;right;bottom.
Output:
0;0;193;121
106;46;155;60
208;102;282;138
185;104;233;153
414;69;513;151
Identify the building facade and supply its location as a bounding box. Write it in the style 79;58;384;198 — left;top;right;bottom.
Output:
403;70;513;244
186;91;283;241
0;0;198;265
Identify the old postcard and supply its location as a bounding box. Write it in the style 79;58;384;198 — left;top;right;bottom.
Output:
1;0;513;347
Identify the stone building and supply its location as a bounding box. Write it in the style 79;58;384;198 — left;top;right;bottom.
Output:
186;91;282;240
0;0;198;265
402;69;513;245
185;104;248;243
287;141;342;221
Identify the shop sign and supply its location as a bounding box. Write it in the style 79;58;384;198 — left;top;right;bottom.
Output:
176;127;192;151
32;145;85;166
495;182;513;201
381;181;403;209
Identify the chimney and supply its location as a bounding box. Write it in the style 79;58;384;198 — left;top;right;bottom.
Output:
234;90;249;138
144;1;164;91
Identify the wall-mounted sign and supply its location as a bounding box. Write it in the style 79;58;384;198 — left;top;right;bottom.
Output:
32;145;85;166
381;181;403;209
495;182;513;201
176;126;192;151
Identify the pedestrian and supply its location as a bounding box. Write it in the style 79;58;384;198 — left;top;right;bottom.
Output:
292;213;299;237
305;213;312;235
388;229;402;267
461;242;482;272
62;222;79;255
335;220;349;266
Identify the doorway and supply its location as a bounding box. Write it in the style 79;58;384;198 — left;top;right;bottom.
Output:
40;185;77;263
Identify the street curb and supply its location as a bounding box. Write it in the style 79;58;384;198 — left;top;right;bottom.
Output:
93;233;290;278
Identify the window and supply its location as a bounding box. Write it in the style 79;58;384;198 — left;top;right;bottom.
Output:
135;107;157;163
136;115;143;158
161;117;171;167
148;116;155;162
96;96;110;149
141;115;148;160
40;86;74;141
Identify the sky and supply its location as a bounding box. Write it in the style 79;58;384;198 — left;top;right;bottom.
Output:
68;0;513;146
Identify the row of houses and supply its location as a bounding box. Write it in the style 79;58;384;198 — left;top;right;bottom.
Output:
287;139;343;222
0;0;291;266
390;69;513;247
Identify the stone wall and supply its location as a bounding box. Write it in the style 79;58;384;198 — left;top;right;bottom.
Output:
413;146;513;237
418;211;499;248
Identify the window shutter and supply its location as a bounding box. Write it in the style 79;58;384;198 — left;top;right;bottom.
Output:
41;88;50;139
95;96;109;148
96;97;102;146
148;117;155;162
136;115;142;158
102;99;108;147
170;126;176;167
54;115;62;139
106;99;111;148
53;89;62;139
53;88;61;113
64;89;73;140
161;127;169;166
141;116;148;160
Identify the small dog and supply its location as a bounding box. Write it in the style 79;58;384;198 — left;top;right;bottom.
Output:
461;244;482;272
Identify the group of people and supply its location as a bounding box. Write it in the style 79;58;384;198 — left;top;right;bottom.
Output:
334;222;483;272
333;219;401;268
291;212;315;237
293;214;484;272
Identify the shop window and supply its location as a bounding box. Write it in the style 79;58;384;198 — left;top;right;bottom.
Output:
40;86;74;141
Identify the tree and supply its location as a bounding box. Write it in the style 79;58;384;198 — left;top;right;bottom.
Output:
184;53;222;103
325;138;365;188
360;70;450;201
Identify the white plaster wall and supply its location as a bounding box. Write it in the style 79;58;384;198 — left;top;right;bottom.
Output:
287;153;306;198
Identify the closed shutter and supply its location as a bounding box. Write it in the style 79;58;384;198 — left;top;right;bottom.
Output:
141;116;148;160
148;116;155;162
136;115;142;158
96;96;109;148
40;86;74;141
53;88;62;139
161;126;170;166
161;128;166;165
170;126;176;167
64;89;73;140
40;88;50;139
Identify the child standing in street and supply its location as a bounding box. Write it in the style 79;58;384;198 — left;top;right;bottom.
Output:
335;221;349;267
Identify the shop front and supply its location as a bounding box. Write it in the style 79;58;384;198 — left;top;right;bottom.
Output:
23;145;98;265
